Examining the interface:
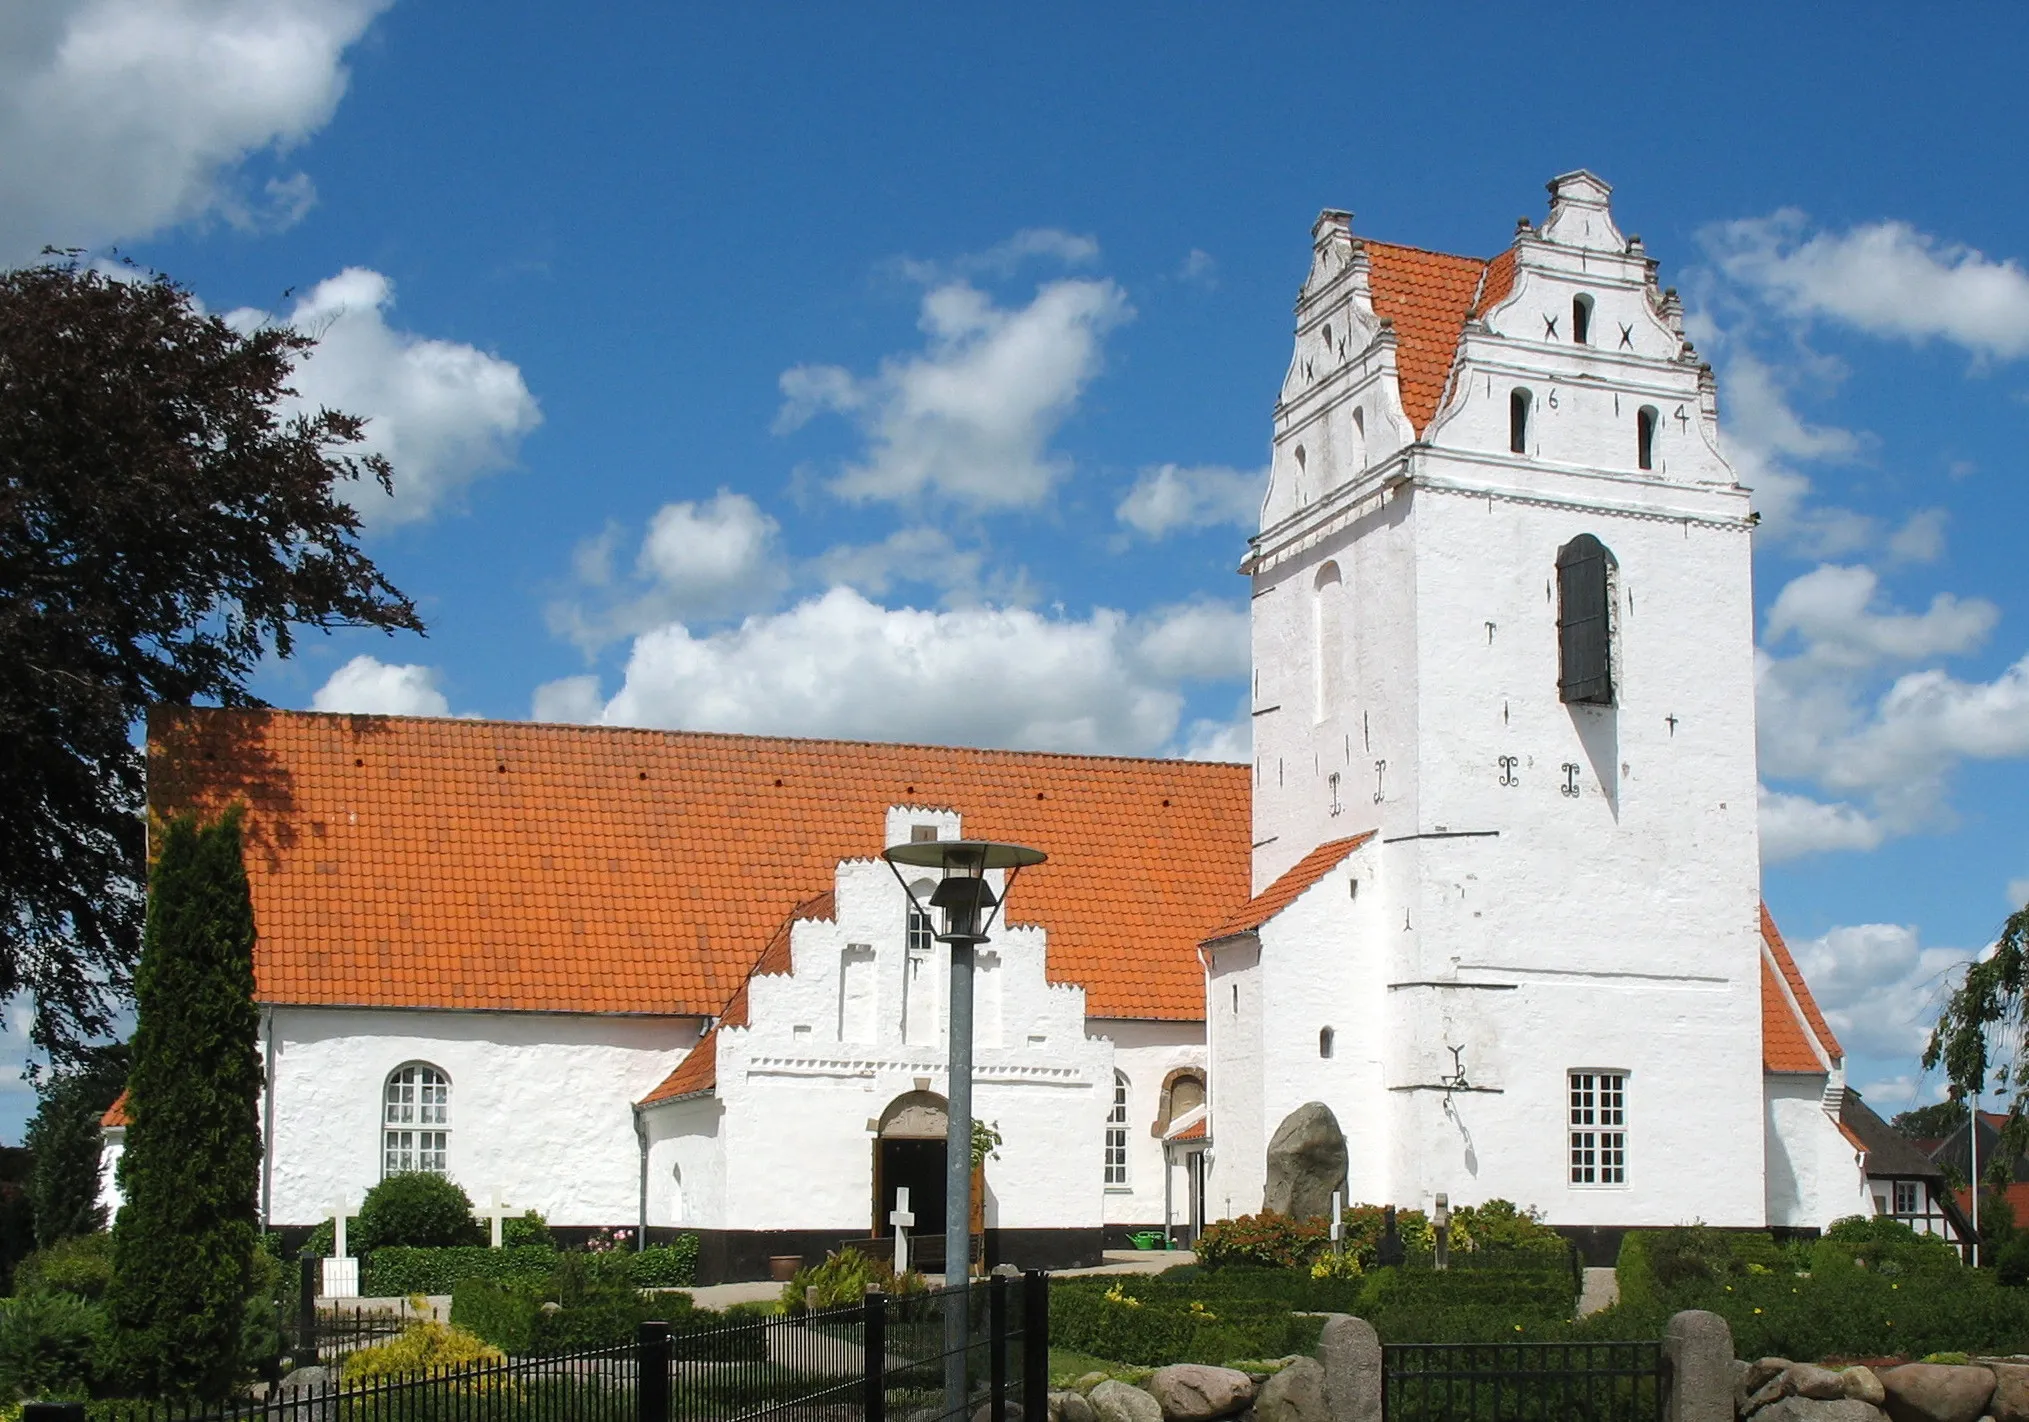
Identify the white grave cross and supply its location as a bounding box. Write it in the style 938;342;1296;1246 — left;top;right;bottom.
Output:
330;1194;354;1258
485;1188;515;1249
888;1187;915;1274
1328;1189;1343;1254
324;1195;359;1299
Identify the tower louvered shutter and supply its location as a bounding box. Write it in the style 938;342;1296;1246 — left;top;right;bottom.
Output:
1557;535;1614;705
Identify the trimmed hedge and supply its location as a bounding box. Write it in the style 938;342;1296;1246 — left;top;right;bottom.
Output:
362;1246;557;1297
1050;1280;1323;1366
631;1239;700;1289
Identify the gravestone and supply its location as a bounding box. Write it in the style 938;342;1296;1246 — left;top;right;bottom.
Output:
1263;1103;1347;1221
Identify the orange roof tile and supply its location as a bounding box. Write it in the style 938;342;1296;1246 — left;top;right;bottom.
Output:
102;1090;129;1128
1761;956;1825;1073
1761;902;1843;1069
1167;1116;1207;1142
147;710;1251;1022
1363;241;1502;435
640;1027;718;1105
1200;834;1373;944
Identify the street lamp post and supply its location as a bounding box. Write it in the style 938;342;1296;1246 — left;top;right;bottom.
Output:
884;838;1045;1421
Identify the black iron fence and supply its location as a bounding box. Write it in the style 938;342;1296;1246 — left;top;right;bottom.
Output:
1382;1340;1669;1422
281;1304;414;1365
30;1270;1048;1422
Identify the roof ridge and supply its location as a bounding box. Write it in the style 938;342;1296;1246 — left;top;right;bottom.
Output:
159;707;1251;773
1359;236;1494;266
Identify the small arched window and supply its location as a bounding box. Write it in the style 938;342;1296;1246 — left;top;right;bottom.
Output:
1509;389;1532;454
384;1063;449;1176
1104;1073;1130;1186
1637;406;1659;471
1556;535;1617;706
1319;1027;1336;1059
1572;294;1593;346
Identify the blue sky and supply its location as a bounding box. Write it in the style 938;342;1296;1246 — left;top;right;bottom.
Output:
4;2;2028;1135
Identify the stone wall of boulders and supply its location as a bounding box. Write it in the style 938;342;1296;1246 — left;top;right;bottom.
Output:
1043;1314;1378;1422
1737;1355;2029;1422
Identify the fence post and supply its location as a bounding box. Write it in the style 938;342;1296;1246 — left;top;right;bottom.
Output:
637;1319;673;1422
23;1405;86;1422
1022;1270;1048;1422
864;1288;887;1422
989;1272;1008;1422
293;1248;318;1368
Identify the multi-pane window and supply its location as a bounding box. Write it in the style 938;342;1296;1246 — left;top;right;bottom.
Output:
1893;1180;1920;1217
384;1064;449;1175
1103;1072;1130;1186
1569;1071;1626;1185
906;903;936;955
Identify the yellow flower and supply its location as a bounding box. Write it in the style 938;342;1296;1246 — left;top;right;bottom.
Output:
1513;1325;1523;1333
1753;1308;1762;1315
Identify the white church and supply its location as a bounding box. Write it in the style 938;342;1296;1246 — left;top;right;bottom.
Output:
103;172;1965;1282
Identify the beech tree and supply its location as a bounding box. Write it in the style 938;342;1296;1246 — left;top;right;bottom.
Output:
107;809;261;1401
0;257;422;1060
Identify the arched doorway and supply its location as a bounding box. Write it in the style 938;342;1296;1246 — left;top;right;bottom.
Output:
873;1091;948;1240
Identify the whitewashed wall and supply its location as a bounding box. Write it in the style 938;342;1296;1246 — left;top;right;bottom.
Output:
1223;173;1769;1231
681;819;1119;1234
263;1006;699;1227
1205;938;1263;1222
96;1128;124;1222
1765;1077;1866;1228
1098;1018;1208;1225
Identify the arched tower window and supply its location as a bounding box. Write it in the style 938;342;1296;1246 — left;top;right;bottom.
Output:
1637;406;1659;471
384;1063;449;1176
1509;389;1532;454
1104;1072;1130;1186
1556;535;1617;706
1572;294;1594;345
1313;561;1344;721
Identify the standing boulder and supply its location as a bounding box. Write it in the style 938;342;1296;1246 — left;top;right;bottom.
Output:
1146;1365;1255;1422
1262;1103;1347;1221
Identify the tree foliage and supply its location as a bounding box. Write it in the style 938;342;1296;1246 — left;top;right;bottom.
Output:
355;1172;484;1253
1893;1100;1971;1142
24;1043;129;1247
0;257;421;1059
1924;905;2029;1152
106;809;262;1401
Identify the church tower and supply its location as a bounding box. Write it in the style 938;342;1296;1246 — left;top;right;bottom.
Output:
1208;173;1767;1229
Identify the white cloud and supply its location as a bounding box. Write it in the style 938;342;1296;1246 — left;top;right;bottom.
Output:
1129;601;1249;682
567;587;1240;757
1116;463;1263;539
1758;787;1885;862
813;527;990;601
550;490;786;651
892;227;1100;284
530;674;603;725
1180;716;1248;763
1763;564;1996;670
1706;211;2029;360
1177;250;1218;289
1787;922;1972;1072
0;0;389;262
232;269;541;525
311;654;451;718
2008;878;2029;912
777;275;1132;509
1887;508;1949;565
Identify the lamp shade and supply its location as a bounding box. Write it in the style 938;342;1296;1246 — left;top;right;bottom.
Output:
881;839;1047;872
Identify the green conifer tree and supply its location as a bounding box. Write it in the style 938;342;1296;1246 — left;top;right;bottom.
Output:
107;809;261;1400
25;1042;130;1247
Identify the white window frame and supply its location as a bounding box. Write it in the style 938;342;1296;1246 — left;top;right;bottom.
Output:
1103;1072;1130;1188
1892;1179;1920;1217
384;1063;450;1176
1568;1070;1627;1187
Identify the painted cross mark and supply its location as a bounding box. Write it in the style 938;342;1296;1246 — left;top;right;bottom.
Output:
1619;322;1634;349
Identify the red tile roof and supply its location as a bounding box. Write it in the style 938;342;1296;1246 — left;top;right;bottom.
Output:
1200;834;1374;943
637;892;833;1106
1167;1116;1207;1142
1760;903;1843;1072
1363;241;1507;435
146;709;1250;1022
102;1091;129;1129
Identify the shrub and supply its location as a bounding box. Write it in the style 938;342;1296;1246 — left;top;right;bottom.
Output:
1196;1212;1328;1270
449;1278;537;1356
1050;1279;1323;1365
341;1313;505;1383
1819;1215;1961;1276
355;1173;485;1252
303;1217;357;1257
15;1232;113;1301
361;1245;557;1297
1617;1226;1791;1308
107;808;263;1403
1996;1232;2029;1287
1449;1200;1565;1255
501;1211;551;1249
1337;1207;1434;1268
630;1237;700;1288
783;1247;927;1315
0;1293;106;1400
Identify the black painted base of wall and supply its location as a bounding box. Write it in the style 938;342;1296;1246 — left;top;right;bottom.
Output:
1551;1223;1824;1269
684;1227;1108;1285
